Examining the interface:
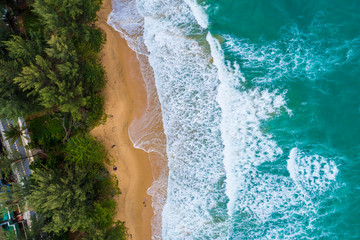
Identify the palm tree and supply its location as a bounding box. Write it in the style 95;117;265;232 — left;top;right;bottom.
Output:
4;122;27;146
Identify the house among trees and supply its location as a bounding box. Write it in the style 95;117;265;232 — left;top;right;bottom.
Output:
0;118;33;179
0;117;35;239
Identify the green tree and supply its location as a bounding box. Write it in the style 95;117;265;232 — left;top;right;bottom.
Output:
91;199;116;229
33;0;101;29
0;181;27;208
4;121;27;146
0;149;22;180
65;134;108;169
0;33;43;118
85;220;128;240
4;34;44;64
28;166;95;233
23;215;62;240
12;35;88;120
0;153;13;179
0;76;35;119
103;221;128;240
32;0;102;46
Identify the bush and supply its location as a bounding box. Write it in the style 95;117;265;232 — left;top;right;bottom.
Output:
95;174;120;202
84;220;127;240
65;134;108;169
104;221;128;240
28;114;64;151
83;60;106;94
84;94;106;128
91;199;117;229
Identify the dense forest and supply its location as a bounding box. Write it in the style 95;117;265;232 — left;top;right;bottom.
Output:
0;0;127;239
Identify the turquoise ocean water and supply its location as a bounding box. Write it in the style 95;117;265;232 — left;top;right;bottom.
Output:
204;0;360;238
110;0;360;239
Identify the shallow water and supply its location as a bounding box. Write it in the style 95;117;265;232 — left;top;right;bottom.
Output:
110;0;360;239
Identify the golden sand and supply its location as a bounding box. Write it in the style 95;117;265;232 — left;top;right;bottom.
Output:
91;0;154;239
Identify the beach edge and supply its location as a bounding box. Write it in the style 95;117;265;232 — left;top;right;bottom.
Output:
91;0;154;239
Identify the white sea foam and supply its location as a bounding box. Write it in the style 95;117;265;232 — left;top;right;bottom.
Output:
288;148;338;196
109;0;341;239
207;32;339;238
207;33;287;216
137;0;232;239
183;0;209;29
108;0;147;54
221;23;360;86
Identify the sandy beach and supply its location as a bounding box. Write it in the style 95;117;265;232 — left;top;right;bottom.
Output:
91;0;154;239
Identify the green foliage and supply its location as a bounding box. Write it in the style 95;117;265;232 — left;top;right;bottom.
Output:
13;35;88;120
65;134;108;169
91;199;116;229
29;166;95;233
33;0;102;38
0;33;43;118
76;27;104;60
85;94;106;128
0;149;22;180
0;186;12;204
0;80;36;119
0;153;13;179
0;181;27;208
95;174;120;203
0;22;11;55
0;0;126;238
0;227;16;240
1;0;106;120
4;33;44;64
4;121;27;146
29;163;121;236
28;114;63;151
84;220;128;240
83;59;106;94
103;221;128;240
23;8;43;32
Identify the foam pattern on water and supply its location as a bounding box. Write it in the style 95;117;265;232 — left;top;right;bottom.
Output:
288;148;338;197
207;32;287;215
108;0;148;54
207;32;339;239
221;21;360;87
137;0;231;239
109;0;342;238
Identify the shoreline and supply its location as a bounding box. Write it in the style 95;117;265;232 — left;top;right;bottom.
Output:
91;0;154;239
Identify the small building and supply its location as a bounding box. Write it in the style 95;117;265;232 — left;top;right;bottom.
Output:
0;117;36;239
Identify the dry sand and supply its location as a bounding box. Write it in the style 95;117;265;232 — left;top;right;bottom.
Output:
91;0;154;239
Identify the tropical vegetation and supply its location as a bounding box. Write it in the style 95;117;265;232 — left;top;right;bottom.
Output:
0;0;127;238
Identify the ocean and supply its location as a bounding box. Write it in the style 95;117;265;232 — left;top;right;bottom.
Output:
109;0;360;239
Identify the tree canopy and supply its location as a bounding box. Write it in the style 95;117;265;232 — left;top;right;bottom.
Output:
4;121;27;146
29;166;94;233
65;134;108;169
0;0;126;238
